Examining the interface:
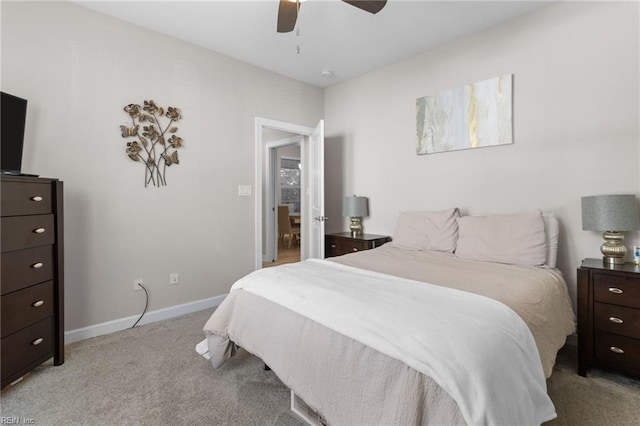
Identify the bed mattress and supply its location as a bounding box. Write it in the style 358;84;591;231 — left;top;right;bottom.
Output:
203;245;576;424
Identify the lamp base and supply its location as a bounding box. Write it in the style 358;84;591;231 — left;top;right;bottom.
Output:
601;231;627;265
350;217;362;238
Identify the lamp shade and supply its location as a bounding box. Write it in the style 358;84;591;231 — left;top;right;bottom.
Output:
343;195;369;217
581;194;640;231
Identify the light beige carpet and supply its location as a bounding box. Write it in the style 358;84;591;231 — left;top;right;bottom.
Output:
1;309;639;425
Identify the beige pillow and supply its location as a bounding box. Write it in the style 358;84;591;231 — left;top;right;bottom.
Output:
392;208;460;253
455;210;547;266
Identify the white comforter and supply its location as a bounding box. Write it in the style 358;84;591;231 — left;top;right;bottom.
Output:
231;258;556;425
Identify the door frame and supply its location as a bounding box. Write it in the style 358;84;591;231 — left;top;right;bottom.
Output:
254;117;317;270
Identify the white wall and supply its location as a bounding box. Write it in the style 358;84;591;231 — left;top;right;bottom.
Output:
1;1;323;330
324;1;640;309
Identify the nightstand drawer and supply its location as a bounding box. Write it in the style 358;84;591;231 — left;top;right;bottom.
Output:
325;233;391;258
594;332;640;370
330;239;368;256
1;215;55;253
593;273;640;309
1;181;52;217
594;302;640;339
1;245;54;295
1;317;53;383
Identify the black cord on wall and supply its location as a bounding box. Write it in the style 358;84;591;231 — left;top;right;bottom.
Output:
132;283;149;328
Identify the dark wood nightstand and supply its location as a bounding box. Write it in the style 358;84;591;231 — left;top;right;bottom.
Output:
577;258;640;379
325;232;391;258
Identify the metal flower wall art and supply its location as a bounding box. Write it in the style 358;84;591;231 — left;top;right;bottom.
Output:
120;100;183;187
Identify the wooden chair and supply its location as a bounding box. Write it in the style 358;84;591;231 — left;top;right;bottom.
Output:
278;205;300;249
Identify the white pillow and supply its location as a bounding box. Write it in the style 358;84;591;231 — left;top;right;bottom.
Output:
392;208;460;253
542;213;559;268
455;210;547;267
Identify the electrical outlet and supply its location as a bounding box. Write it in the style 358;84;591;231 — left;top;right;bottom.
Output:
169;273;179;285
134;278;144;291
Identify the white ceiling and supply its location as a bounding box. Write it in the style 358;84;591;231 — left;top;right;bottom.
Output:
75;0;552;88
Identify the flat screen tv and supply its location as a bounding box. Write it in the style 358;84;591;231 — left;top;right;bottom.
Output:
1;91;28;174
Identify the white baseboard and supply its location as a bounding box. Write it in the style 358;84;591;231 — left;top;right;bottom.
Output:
65;294;227;344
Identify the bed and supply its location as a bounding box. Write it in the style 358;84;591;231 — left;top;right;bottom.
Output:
200;209;576;425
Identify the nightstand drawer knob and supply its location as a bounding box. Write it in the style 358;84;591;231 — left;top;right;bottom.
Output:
33;227;46;234
608;287;623;294
31;262;44;269
30;196;43;202
609;346;624;354
331;244;336;248
32;300;45;308
352;248;358;252
608;317;624;324
31;338;44;346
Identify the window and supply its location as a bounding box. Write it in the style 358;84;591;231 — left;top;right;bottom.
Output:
280;157;300;214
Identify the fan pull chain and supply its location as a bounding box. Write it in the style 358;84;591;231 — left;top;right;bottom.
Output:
295;0;301;54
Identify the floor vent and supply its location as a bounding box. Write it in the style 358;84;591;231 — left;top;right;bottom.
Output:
291;391;328;426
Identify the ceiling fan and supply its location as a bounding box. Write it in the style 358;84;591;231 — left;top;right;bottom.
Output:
277;0;388;33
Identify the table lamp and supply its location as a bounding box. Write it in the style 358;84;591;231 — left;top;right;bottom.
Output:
343;195;369;237
581;194;640;265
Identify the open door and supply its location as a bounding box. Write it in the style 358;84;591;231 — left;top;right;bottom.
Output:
265;138;303;263
255;118;325;270
308;120;325;259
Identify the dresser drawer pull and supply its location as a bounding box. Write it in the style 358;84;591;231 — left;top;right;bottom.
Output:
609;346;625;354
331;244;336;248
33;227;46;234
352;248;358;252
31;338;44;346
32;300;45;308
30;196;43;202
608;287;623;294
31;262;44;269
608;317;624;324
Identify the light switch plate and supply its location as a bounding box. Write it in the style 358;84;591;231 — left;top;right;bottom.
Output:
238;185;252;197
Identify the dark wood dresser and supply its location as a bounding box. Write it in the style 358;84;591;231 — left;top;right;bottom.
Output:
577;258;639;379
1;175;64;388
325;232;391;258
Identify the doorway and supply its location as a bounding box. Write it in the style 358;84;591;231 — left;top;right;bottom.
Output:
254;118;325;271
264;139;302;267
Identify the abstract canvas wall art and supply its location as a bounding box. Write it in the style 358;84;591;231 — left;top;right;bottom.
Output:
416;74;513;155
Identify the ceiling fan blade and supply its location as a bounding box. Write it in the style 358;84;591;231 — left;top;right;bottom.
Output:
277;0;299;33
342;0;387;15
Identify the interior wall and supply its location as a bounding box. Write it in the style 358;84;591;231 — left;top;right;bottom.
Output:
1;1;324;330
324;1;640;310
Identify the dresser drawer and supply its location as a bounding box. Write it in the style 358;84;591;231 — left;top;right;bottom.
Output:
1;245;54;295
1;215;55;253
594;302;640;339
593;273;640;309
1;181;52;217
594;332;640;370
1;317;53;382
1;281;54;337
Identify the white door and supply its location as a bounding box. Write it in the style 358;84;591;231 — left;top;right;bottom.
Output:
308;120;325;259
